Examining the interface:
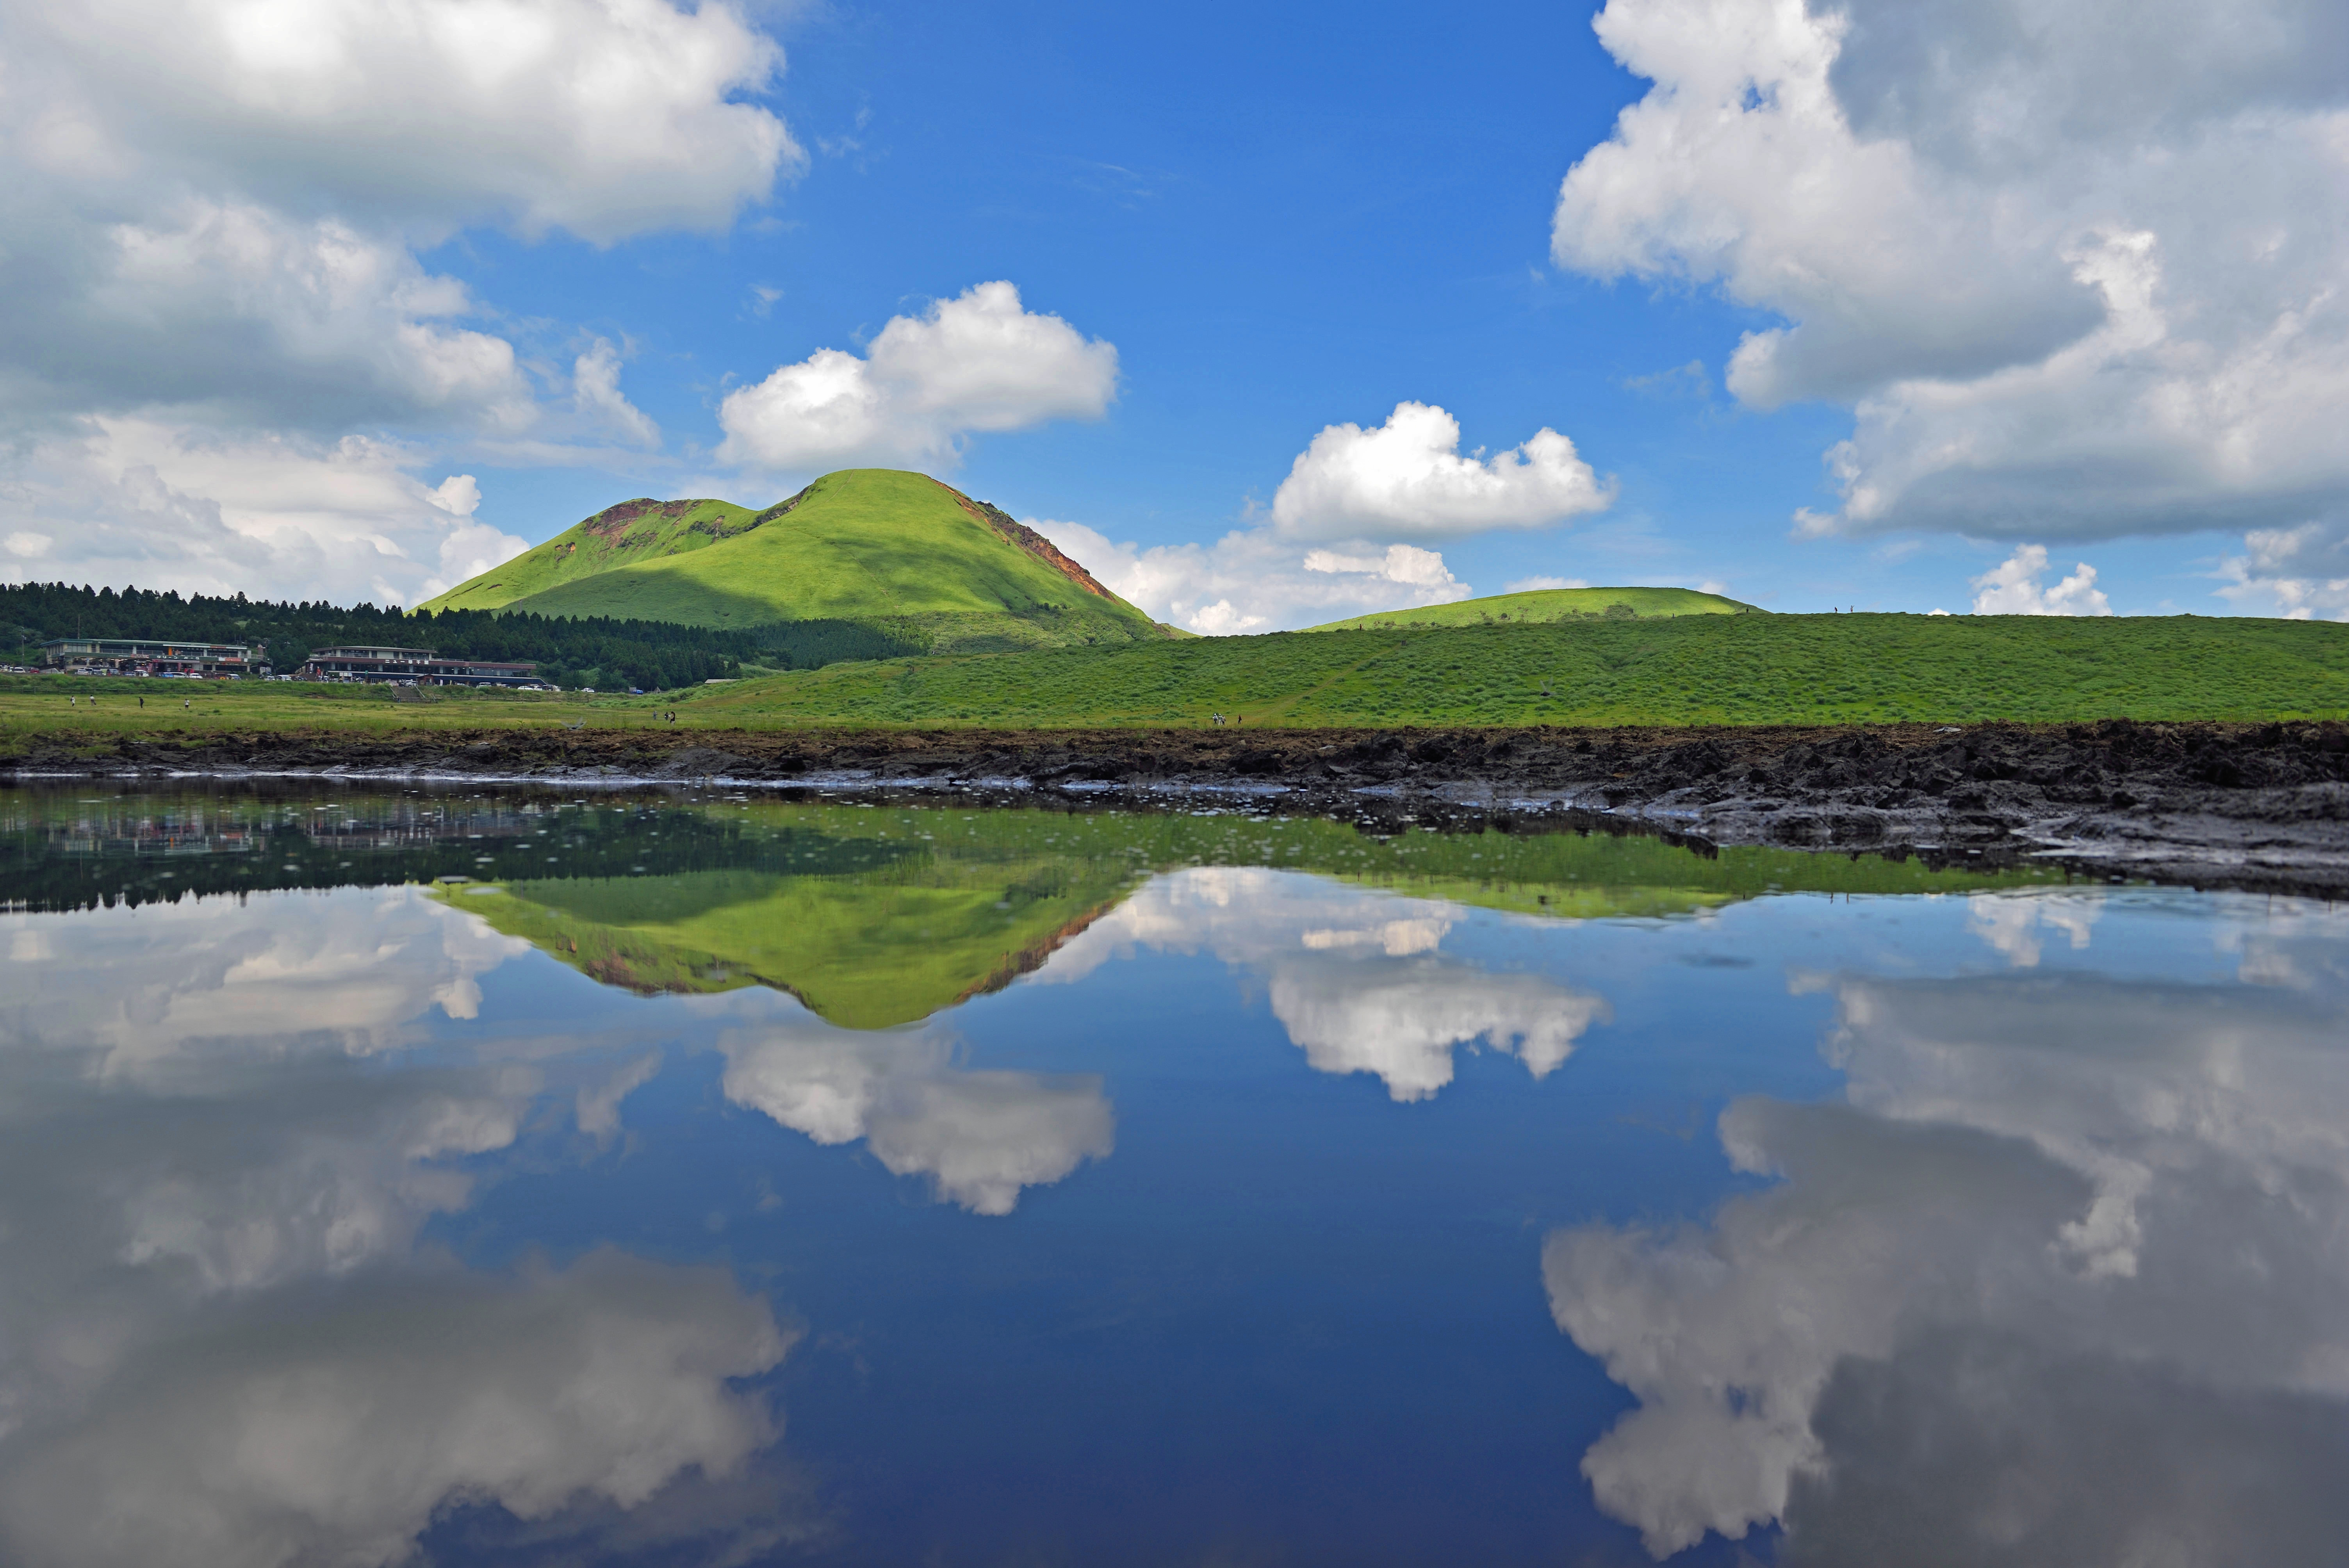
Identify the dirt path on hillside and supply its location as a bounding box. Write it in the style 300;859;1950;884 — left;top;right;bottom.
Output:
10;720;2348;895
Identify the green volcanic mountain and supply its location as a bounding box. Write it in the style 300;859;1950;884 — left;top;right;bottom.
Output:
1300;585;1761;631
419;468;1172;654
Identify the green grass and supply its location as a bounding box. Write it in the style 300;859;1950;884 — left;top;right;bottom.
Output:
675;612;2349;729
418;469;1169;652
4;613;2342;748
1300;584;1758;631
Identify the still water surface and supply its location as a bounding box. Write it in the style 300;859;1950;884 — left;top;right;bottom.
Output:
2;784;2343;1566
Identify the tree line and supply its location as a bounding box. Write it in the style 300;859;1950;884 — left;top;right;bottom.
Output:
0;582;919;691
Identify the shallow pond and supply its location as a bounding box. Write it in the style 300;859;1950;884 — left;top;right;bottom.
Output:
2;783;2343;1566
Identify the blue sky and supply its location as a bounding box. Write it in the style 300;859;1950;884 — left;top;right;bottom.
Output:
3;0;2343;627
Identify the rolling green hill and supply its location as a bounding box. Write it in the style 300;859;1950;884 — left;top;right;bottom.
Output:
419;469;1172;655
1301;585;1760;631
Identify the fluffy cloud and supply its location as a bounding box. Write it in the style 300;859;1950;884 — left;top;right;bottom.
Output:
0;0;798;601
1042;868;1611;1100
716;282;1119;473
0;420;532;605
714;997;1114;1215
2218;524;2349;621
1270;402;1613;542
1545;945;2349;1559
1030;399;1613;634
7;0;794;244
1036;520;1470;634
572;337;661;448
1554;0;2349;552
1966;544;2113;617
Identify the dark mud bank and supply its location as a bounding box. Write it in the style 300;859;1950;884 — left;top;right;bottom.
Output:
14;720;2349;895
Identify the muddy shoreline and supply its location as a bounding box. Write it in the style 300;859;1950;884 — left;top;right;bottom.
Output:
10;720;2349;896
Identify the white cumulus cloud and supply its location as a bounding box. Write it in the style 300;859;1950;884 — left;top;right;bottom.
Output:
1033;520;1471;635
1552;0;2349;562
572;337;661;449
1269;401;1614;542
1968;544;2112;617
2217;523;2349;621
717;281;1119;473
0;420;531;606
0;0;800;602
9;0;796;245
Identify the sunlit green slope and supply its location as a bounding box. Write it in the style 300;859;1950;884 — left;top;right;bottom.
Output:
418;499;764;613
418;469;1169;654
1301;586;1760;631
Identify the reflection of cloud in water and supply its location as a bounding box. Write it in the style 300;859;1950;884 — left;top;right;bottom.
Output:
0;892;797;1567
0;891;550;1305
1965;890;2103;968
0;888;531;1085
0;1251;790;1568
1271;962;1608;1101
2217;898;2349;991
1545;967;2349;1561
1045;867;1610;1100
714;995;1113;1215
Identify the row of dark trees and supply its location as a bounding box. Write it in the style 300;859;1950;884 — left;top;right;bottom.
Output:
0;582;918;691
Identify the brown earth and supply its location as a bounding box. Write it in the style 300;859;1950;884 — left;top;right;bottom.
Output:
11;719;2349;894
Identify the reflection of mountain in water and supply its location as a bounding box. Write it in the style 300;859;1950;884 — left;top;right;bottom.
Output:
8;784;2072;1032
427;802;1154;1029
437;802;2070;1030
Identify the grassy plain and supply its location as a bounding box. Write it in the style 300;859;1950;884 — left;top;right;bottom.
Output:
677;612;2349;728
3;612;2344;752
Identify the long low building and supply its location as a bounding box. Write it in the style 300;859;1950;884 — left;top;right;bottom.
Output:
40;637;259;677
299;645;542;687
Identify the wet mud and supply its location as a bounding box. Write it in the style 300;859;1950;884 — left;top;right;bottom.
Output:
11;719;2349;896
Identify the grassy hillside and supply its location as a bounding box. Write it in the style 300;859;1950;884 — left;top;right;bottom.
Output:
1301;585;1759;631
420;469;1169;654
674;612;2349;728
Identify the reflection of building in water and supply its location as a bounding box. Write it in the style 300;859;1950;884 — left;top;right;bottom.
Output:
1;797;567;911
15;800;549;859
39;636;258;677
